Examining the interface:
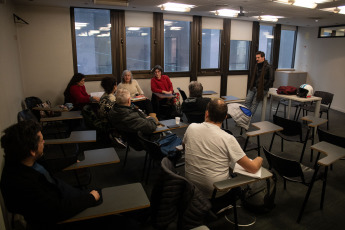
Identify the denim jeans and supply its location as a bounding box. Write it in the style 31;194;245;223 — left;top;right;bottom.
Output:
245;88;268;116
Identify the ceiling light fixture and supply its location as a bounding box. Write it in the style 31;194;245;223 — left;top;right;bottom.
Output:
273;0;317;9
159;2;195;12
213;9;239;17
338;6;345;14
257;15;279;22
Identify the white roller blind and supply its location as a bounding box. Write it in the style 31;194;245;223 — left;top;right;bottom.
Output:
163;14;193;22
125;11;153;27
282;25;296;31
202;17;223;30
230;20;253;41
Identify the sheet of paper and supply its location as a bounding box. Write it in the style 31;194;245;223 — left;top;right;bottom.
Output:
233;163;262;178
90;92;104;98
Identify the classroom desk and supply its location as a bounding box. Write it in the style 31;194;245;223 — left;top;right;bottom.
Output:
297;141;345;223
203;90;217;95
221;96;245;104
131;96;147;102
45;130;96;145
61;183;150;223
154;119;188;133
63;148;120;170
261;88;322;121
33;105;71;112
40;111;83;122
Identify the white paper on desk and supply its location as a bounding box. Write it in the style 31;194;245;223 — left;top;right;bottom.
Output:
91;92;104;98
233;163;262;178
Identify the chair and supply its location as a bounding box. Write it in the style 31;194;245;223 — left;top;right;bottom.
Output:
17;109;38;122
184;111;205;123
262;147;325;222
177;87;187;101
297;91;334;129
274;99;301;120
120;131;145;167
270;115;311;163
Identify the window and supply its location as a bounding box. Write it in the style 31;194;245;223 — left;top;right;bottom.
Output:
201;29;221;69
74;8;112;75
229;40;250;70
164;19;191;72
126;27;151;70
278;27;296;69
259;24;275;65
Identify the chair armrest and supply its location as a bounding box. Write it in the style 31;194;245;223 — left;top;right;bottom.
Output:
311;142;345;166
301;116;328;127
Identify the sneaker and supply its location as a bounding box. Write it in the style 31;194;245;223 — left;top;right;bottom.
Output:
113;136;127;149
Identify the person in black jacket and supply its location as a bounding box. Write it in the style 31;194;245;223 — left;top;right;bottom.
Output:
0;120;100;228
245;51;274;115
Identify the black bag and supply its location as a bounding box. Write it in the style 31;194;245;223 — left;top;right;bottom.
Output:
241;171;277;213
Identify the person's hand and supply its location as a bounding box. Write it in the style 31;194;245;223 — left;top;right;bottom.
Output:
90;190;100;201
92;96;100;102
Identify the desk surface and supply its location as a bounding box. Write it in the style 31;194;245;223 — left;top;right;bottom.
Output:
63;148;120;170
246;121;283;137
213;167;272;191
154;119;188;133
203;90;217;95
154;93;175;99
269;90;322;103
301;115;328;127
311;142;345;166
33;105;71;112
131;96;147;102
61;183;150;223
221;96;245;103
45;130;96;145
40;111;83;122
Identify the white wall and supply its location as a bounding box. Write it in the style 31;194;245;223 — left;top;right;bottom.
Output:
295;27;345;112
198;76;221;98
227;75;248;99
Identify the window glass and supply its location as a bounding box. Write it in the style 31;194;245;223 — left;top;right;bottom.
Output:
201;29;221;69
259;25;274;64
229;40;250;70
164;20;190;72
278;30;296;69
126;27;151;70
74;8;112;75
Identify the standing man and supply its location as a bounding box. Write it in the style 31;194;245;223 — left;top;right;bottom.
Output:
0;120;101;228
183;99;263;209
245;51;274;115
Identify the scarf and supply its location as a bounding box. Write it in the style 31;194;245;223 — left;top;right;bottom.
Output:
249;60;268;101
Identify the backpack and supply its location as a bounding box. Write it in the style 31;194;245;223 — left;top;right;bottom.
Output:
277;86;297;95
156;133;182;159
241;171;277;213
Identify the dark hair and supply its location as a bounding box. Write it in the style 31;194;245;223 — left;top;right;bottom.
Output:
101;77;117;94
256;51;265;58
121;70;132;84
63;73;85;103
1;120;42;163
151;65;163;74
189;81;203;98
206;99;227;123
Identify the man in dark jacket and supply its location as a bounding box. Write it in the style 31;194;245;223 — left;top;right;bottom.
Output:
245;51;274;115
0;120;100;228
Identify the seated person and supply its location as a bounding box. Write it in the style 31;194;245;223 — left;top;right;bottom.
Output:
0;120;101;228
181;81;211;122
117;70;157;121
99;76;117;120
183;99;263;210
150;65;180;119
64;73;100;110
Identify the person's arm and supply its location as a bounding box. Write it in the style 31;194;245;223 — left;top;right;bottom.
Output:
70;85;91;104
265;65;275;89
165;75;174;93
237;155;263;174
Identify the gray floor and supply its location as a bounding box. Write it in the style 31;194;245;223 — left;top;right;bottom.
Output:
48;99;345;230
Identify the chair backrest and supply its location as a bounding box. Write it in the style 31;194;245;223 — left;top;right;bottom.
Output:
273;115;302;138
314;91;334;107
185;112;205;123
137;131;164;160
17;110;38;123
317;128;345;148
263;147;305;182
177;87;187;101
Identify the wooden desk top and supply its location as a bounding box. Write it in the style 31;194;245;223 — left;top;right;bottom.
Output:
213;167;272;191
154;93;175;99
63;148;120;170
203;90;217;95
45;130;96;145
221;96;245;103
246;121;283;137
311;142;345;166
301;115;328;127
268;90;322;103
40;111;83;122
154;119;188;133
61;183;150;223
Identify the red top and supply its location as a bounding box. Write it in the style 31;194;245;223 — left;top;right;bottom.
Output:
69;85;90;107
151;75;173;93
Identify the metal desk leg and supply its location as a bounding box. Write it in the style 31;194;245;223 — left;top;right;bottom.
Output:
287;99;292;120
320;166;328;210
257;136;261;156
261;94;268;121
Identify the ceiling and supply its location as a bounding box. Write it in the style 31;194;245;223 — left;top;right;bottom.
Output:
12;0;345;27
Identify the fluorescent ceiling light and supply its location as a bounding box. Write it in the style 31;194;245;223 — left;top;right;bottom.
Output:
75;22;88;30
141;33;148;36
170;27;182;30
258;15;280;22
321;5;345;14
97;33;110;37
99;27;110;31
88;30;100;36
213;9;239;17
159;2;195;12
164;21;174;26
127;27;140;31
314;0;333;3
293;0;317;9
337;6;345;14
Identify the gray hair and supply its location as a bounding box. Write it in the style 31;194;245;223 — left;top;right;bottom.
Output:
121;70;132;84
116;88;131;105
189;81;203;98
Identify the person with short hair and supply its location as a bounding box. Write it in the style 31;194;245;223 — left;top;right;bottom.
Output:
0;120;101;228
99;76;117;120
183;99;263;199
245;51;274;115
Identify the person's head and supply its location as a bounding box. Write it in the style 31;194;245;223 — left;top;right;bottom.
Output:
255;51;265;64
101;77;117;94
205;99;227;124
1;120;44;163
152;65;163;79
115;88;131;106
122;70;132;84
189;81;203;98
64;73;86;102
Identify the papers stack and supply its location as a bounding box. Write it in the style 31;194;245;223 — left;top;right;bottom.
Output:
233;163;262;178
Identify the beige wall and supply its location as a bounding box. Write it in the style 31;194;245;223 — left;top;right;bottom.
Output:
295;27;345;113
227;75;248;99
198;76;221;98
